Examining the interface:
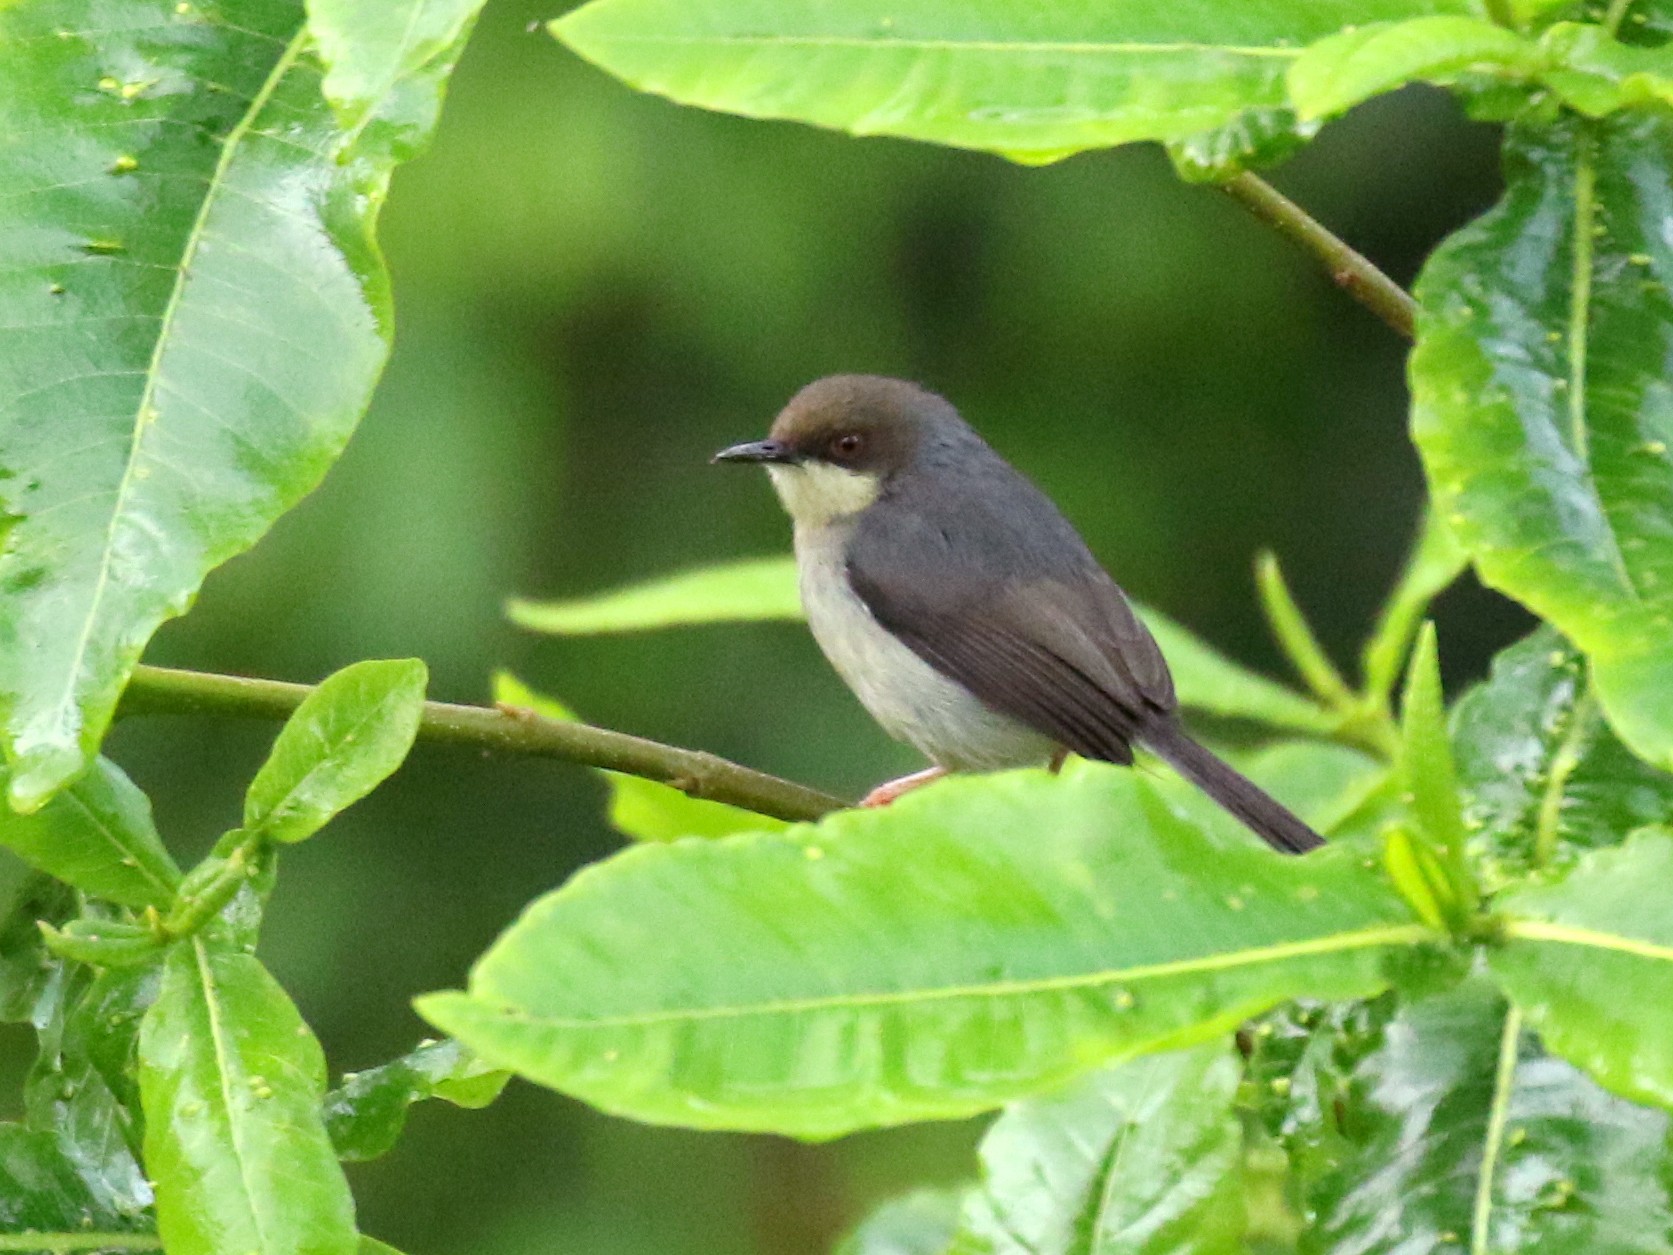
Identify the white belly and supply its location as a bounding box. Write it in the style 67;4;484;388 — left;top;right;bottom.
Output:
794;524;1056;772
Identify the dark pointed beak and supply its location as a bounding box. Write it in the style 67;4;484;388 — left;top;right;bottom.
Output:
711;439;796;466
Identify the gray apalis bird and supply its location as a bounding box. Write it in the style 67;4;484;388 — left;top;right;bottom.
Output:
714;375;1323;855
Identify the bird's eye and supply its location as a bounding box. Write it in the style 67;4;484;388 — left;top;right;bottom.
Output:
831;433;863;458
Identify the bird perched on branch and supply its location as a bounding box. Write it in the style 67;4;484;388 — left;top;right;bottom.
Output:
715;375;1322;855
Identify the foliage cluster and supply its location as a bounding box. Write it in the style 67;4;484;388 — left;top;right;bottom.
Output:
1;0;1672;1252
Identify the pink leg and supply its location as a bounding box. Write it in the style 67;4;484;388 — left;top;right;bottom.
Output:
860;766;948;808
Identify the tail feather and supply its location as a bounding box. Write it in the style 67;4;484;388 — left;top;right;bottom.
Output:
1138;718;1325;855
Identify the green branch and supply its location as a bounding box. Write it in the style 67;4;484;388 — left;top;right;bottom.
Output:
120;665;845;824
1220;173;1417;341
0;1236;161;1253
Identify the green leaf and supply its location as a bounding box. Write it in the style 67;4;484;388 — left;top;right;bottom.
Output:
138;937;355;1255
1361;508;1467;704
1304;975;1673;1255
0;759;179;909
1540;21;1673;115
19;960;155;1231
1142;605;1340;737
418;769;1431;1139
508;556;803;633
1165;108;1315;184
243;659;427;845
0;2;469;810
549;0;1479;165
1451;627;1673;886
1398;624;1471;908
358;1239;407;1255
949;1044;1244;1255
0;1124;153;1241
307;0;488;161
39;918;164;969
56;963;161;1155
494;673;784;841
1492;827;1673;1112
324;1038;508;1162
511;557;1337;737
835;1189;966;1255
0;867;76;1022
1287;17;1538;121
1411;111;1673;772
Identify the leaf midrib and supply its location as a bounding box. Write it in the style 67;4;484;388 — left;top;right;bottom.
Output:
1503;917;1673;962
562;32;1302;59
1469;1006;1523;1255
52;26;309;741
194;939;271;1254
474;921;1432;1029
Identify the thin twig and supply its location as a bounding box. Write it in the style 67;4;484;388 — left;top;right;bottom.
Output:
1221;173;1417;341
120;665;846;824
0;1236;161;1253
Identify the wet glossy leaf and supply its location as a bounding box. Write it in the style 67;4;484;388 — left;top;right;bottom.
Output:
307;0;488;161
1541;22;1673;114
1243;997;1392;1169
243;659;427;844
1410;111;1673;771
1452;627;1673;886
0;1124;152;1240
0;759;178;909
324;1038;508;1162
508;556;804;633
1493;827;1673;1112
549;0;1477;165
508;557;1337;736
1303;977;1673;1255
23;962;153;1228
1288;17;1536;121
0;2;473;810
835;1188;966;1255
62;963;161;1149
494;673;782;842
418;769;1431;1139
0;867;75;1022
949;1044;1244;1255
1165;108;1314;183
138;937;355;1255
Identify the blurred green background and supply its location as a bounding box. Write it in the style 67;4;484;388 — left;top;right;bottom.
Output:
42;1;1534;1249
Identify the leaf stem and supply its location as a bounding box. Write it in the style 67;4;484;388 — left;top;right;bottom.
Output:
0;1237;161;1253
1255;553;1357;711
120;665;846;824
1219;173;1417;341
1483;0;1519;28
1604;0;1636;34
1470;1006;1523;1255
1533;685;1597;868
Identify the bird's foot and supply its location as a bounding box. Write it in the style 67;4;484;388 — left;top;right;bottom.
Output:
859;767;947;808
1048;748;1069;775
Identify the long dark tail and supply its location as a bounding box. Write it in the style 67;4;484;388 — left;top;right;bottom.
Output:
1138;717;1325;855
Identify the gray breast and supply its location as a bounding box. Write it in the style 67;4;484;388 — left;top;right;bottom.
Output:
794;522;1057;772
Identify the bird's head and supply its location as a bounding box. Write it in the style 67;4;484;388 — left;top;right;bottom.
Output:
713;375;957;527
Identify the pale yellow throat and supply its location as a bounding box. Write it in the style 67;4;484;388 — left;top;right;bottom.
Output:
767;462;882;528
